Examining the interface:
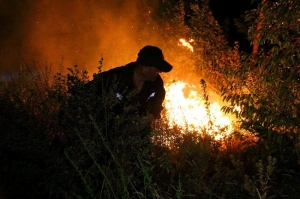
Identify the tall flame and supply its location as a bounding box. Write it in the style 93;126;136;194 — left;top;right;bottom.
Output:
160;38;235;140
162;81;233;140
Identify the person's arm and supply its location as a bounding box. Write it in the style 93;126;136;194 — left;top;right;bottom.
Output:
146;83;166;120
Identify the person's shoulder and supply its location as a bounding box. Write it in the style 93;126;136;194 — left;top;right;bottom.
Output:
120;62;135;72
106;62;135;74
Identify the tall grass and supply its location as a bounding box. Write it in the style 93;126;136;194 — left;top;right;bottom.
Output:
1;63;300;199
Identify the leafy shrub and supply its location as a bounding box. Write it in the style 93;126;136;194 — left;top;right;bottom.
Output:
1;61;300;199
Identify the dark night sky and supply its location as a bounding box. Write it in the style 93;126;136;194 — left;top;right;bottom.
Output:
209;0;255;52
0;0;254;76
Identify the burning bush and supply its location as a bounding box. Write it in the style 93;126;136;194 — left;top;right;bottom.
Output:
1;0;300;198
1;57;300;198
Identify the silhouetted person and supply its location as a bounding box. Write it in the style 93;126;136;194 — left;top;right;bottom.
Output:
87;45;173;127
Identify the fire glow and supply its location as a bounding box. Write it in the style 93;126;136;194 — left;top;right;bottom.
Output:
162;81;233;140
157;38;235;140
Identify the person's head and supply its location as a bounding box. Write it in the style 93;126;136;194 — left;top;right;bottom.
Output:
136;45;173;81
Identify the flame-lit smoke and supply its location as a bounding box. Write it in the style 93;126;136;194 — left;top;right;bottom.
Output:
162;81;233;140
0;0;165;75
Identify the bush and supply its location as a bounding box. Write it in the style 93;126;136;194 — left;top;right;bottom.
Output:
1;63;300;199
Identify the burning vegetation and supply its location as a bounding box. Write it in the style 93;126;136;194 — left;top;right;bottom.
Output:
162;80;233;140
1;0;300;199
158;39;239;141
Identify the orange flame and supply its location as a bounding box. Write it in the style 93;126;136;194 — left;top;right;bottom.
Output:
162;81;233;140
158;38;237;140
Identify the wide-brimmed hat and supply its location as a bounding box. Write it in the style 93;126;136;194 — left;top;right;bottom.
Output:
137;45;173;72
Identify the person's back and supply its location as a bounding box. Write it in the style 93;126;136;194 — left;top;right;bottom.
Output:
87;45;173;125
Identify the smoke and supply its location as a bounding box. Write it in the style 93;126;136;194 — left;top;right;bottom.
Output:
0;0;164;75
0;0;228;109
